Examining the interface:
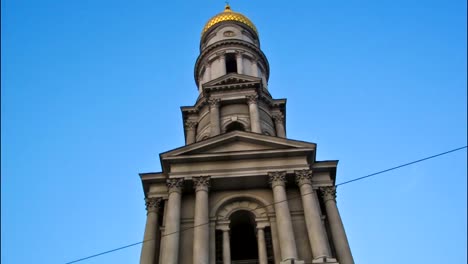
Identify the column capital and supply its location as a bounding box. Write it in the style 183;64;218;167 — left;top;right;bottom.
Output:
256;221;269;230
208;98;221;108
320;186;337;202
268;171;287;188
167;178;184;194
295;169;313;187
193;176;211;192
145;197;162;212
184;120;198;131
246;94;258;105
272;113;284;122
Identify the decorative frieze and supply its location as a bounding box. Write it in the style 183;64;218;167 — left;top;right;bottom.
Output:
193;176;211;192
145;197;162;212
295;169;313;187
166;178;184;194
320;186;337;202
268;171;287;188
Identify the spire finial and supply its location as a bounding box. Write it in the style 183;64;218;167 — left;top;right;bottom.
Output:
224;1;231;12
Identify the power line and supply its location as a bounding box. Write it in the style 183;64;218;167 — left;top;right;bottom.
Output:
65;145;467;264
336;145;468;186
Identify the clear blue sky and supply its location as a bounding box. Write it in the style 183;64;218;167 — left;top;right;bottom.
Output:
2;0;466;263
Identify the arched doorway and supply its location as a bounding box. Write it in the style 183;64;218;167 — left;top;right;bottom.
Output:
230;210;258;262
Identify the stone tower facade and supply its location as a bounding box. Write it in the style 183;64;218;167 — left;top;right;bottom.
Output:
139;5;354;264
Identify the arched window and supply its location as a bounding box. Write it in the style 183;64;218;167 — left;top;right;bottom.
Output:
225;122;245;132
230;210;258;262
225;53;237;74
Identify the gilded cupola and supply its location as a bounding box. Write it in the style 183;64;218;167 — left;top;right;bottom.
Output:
202;4;258;35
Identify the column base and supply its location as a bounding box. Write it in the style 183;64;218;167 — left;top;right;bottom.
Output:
281;259;304;264
312;257;339;263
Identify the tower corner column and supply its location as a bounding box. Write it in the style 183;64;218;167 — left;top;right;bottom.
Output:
273;113;286;138
160;178;184;264
268;171;302;263
208;98;221;136
295;170;336;262
185;121;198;145
140;197;162;264
246;94;262;133
235;51;244;74
193;176;211;264
320;186;354;264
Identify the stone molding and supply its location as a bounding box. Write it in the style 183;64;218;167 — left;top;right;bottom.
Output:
216;200;268;220
145;197;162;212
268;171;287;188
295;169;313;187
320;186;337;202
193;176;211;192
208;98;221;108
184;120;198;130
235;50;245;57
166;178;184;194
216;51;226;59
246;94;258;105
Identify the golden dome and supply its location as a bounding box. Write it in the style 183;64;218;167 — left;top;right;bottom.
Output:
202;4;258;35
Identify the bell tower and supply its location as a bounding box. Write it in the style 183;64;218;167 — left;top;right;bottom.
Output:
140;5;355;264
183;4;284;144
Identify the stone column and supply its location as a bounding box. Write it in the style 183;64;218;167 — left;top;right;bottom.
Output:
140;197;162;264
160;178;184;264
185;121;197;145
321;187;354;264
246;94;261;133
218;52;226;76
251;59;259;77
295;170;335;262
208;98;221;136
273;114;286;138
206;63;212;81
268;171;299;262
236;51;244;74
221;227;231;264
193;176;211;264
256;226;268;264
210;221;216;264
269;217;282;264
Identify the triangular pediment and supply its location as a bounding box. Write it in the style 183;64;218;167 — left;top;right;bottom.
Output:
161;131;316;158
202;73;262;88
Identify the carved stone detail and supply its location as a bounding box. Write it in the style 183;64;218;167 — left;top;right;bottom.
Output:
272;113;284;122
268;171;287;188
320;186;337;202
246;94;258;105
208;98;221;108
185;121;198;130
145;197;162;212
295;169;313;187
193;176;211;192
167;178;184;194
